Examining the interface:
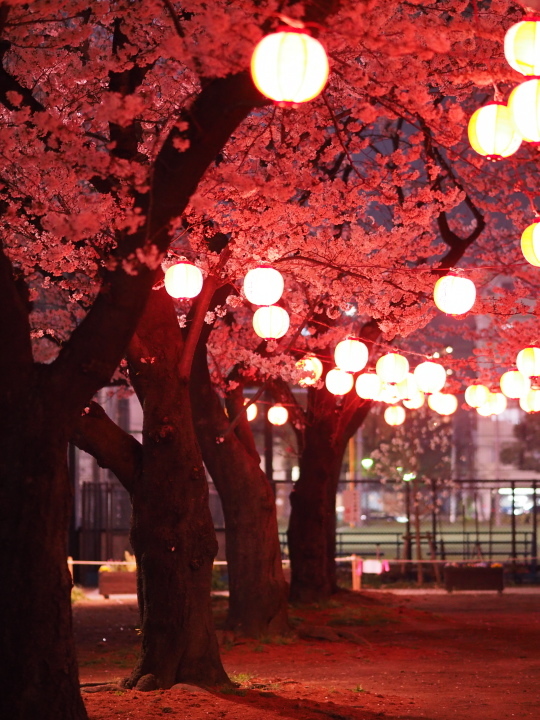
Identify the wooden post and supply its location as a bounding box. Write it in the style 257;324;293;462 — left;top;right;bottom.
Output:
67;556;74;580
351;555;361;591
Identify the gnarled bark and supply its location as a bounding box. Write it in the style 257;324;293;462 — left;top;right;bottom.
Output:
191;345;290;637
124;288;228;689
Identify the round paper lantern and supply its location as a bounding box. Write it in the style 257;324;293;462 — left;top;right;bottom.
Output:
508;79;540;143
500;370;529;399
516;347;540;377
325;368;354;396
504;18;540;76
376;353;409;384
384;405;406;426
414;361;447;394
164;261;203;299
403;391;425;409
296;356;323;387
477;392;507;416
376;383;400;405
433;275;476;315
267;403;288;426
465;384;490;408
355;372;382;400
467;102;522;160
334;337;368;374
396;373;419;401
520;388;540;413
243;266;284;306
427;392;458;416
521;220;540;267
244;400;258;422
253;305;290;339
251;30;329;104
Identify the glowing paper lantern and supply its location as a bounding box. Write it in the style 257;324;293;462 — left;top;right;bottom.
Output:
403;391;425;409
505;19;540;76
334;337;368;374
396;373;419;401
500;370;530;399
521;220;540;267
376;383;401;405
253;305;290;339
267;403;288;426
376;353;409;384
325;368;354;396
508;79;540;143
478;392;507;416
384;405;406;426
244;400;258;422
251;30;329;104
296;356;323;387
467;103;522;160
414;361;447;394
355;373;382;400
243;266;284;306
164;261;203;299
516;347;540;377
433;275;476;315
465;384;490;408
520;389;540;413
427;392;458;416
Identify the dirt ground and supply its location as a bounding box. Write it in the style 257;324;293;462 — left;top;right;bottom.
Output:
75;588;540;720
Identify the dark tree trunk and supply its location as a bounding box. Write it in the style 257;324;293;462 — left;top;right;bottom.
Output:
287;388;371;604
124;289;228;690
0;391;88;720
191;347;290;637
287;418;345;604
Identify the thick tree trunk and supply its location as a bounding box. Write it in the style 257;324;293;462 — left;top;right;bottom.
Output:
191;349;290;637
124;290;228;690
0;394;88;720
287;417;345;604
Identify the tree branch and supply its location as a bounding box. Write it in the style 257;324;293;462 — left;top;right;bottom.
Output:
71;401;142;495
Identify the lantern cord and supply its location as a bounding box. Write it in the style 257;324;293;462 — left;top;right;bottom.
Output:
492;83;503;103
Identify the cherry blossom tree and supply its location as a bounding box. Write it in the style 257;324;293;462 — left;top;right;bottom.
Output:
3;0;540;717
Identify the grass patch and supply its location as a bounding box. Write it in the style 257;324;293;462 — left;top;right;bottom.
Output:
71;585;86;604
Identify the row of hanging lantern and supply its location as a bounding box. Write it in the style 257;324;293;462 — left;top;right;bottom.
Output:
463;346;540;416
467;17;540;160
244;399;289;425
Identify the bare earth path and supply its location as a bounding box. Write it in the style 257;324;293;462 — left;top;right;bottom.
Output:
75;588;540;720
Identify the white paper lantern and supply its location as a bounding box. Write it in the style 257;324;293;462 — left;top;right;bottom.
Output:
384;405;406;426
521;221;540;267
376;383;401;405
520;389;540;413
267;403;288;426
477;392;507;416
505;18;540;76
516;347;540;377
465;384;490;408
433;275;476;315
427;392;458;416
164;261;203;299
334;337;368;374
243;266;284;306
403;391;425;409
508;78;540;143
467;102;522;160
396;373;419;401
253;305;290;339
325;368;354;396
376;353;409;384
500;370;530;399
251;30;329;104
355;373;382;400
244;400;258;422
296;356;323;387
413;361;446;394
